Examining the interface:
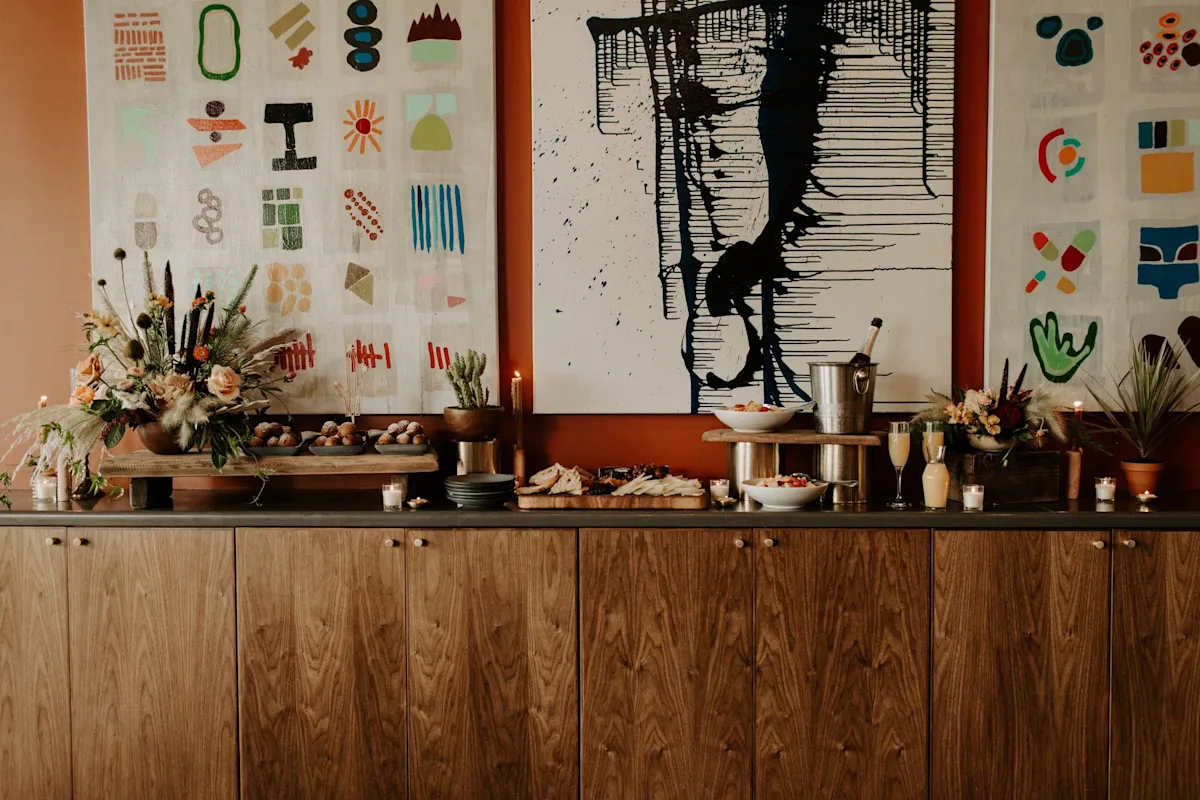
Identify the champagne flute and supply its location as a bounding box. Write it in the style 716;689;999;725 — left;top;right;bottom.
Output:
888;421;911;509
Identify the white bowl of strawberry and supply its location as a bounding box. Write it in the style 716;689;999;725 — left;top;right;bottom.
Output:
714;401;796;433
740;475;828;510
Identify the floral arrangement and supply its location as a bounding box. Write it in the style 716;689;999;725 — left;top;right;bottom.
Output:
5;250;299;478
914;360;1067;451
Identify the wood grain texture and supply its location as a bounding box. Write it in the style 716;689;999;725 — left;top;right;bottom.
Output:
580;528;754;800
1112;530;1200;799
701;429;885;446
237;528;407;799
756;529;929;799
408;529;577;799
515;493;708;510
0;528;71;800
933;530;1109;799
69;528;237;800
101;450;438;477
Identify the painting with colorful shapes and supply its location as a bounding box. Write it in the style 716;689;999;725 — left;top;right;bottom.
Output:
83;0;497;413
988;1;1200;406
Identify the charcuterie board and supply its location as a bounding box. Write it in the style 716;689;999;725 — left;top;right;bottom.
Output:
514;493;708;510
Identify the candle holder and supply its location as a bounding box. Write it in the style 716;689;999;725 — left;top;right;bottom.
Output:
962;484;985;511
382;480;407;510
1095;476;1117;502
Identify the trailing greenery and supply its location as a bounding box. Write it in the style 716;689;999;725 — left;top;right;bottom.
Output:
1087;338;1200;461
447;349;493;409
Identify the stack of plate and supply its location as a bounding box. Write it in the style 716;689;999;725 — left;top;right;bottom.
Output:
445;474;516;509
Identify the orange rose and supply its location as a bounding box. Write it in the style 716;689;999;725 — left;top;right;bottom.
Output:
75;353;104;386
207;365;241;404
70;385;96;407
193;345;211;363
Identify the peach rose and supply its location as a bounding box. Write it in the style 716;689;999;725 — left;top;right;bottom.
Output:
69;385;96;407
207;365;241;404
75;353;104;386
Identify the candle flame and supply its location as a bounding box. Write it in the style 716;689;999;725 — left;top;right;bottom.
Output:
1073;400;1083;410
514;371;521;378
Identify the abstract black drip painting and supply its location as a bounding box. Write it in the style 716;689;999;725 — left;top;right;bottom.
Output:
533;0;955;413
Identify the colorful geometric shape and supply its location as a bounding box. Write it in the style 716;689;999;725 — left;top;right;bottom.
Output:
345;262;375;305
411;115;453;150
1141;152;1196;193
447;296;466;308
1138;225;1200;299
1060;229;1096;272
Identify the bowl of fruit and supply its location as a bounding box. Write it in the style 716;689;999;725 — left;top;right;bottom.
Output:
740;474;828;510
714;401;797;433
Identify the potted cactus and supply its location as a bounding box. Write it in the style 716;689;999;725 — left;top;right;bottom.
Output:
443;349;504;441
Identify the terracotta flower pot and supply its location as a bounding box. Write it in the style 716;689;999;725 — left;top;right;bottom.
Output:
443;407;504;442
137;422;187;455
1121;460;1164;497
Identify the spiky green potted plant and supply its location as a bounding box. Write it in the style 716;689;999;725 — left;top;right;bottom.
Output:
443;350;503;441
1087;338;1200;496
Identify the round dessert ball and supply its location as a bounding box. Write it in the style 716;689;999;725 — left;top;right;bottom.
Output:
341;435;356;446
314;436;327;447
266;436;281;447
396;433;411;444
249;436;265;448
321;421;339;437
387;422;402;435
278;432;299;447
378;433;396;445
254;422;274;439
267;422;284;438
412;434;428;445
405;422;422;435
397;420;410;430
338;422;356;438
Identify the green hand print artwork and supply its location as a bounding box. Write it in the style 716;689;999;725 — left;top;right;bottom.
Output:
1030;312;1099;383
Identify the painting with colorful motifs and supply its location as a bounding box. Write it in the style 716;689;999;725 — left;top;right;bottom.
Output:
988;1;1200;403
84;0;497;414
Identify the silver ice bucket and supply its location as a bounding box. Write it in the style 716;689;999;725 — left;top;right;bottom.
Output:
809;362;877;434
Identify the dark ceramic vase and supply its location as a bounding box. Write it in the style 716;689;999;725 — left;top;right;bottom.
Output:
137;422;187;455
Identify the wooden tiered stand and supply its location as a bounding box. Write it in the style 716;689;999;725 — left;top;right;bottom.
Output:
102;450;440;509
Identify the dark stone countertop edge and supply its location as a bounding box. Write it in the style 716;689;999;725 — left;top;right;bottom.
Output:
1;491;1198;530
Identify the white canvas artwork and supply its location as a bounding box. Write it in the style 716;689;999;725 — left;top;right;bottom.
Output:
532;0;956;414
83;0;497;414
987;2;1200;401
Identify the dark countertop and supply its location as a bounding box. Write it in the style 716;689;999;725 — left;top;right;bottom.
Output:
2;490;1199;529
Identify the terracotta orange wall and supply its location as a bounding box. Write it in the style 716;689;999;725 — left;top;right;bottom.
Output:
4;0;1196;487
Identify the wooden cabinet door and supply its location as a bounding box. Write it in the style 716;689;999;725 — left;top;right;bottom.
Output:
756;529;929;799
0;528;71;800
580;528;754;800
408;529;577;799
1112;530;1200;798
933;530;1110;799
68;528;237;800
237;528;407;798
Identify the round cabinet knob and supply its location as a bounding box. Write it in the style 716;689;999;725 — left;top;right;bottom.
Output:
413;538;427;548
1092;540;1106;550
734;539;747;549
763;538;777;548
45;537;62;547
73;538;89;548
384;539;399;548
1123;539;1138;549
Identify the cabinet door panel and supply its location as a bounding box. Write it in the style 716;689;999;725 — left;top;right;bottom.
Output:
580;529;754;800
69;528;237;800
0;528;70;800
408;529;577;799
933;530;1109;799
756;529;929;799
237;528;406;798
1112;530;1200;799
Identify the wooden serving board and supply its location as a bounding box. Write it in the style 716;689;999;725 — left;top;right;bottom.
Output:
702;429;885;446
102;450;439;478
515;494;709;510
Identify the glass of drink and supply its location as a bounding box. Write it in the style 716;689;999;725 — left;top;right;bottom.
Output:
887;421;911;509
923;420;946;462
923;446;950;510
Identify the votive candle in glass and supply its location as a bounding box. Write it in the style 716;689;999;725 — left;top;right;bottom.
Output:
1095;477;1117;502
962;484;985;511
33;475;57;502
382;481;406;509
709;479;730;501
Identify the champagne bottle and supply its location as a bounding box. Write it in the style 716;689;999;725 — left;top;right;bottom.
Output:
848;318;883;366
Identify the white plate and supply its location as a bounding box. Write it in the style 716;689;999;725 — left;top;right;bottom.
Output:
740;478;828;510
714;408;796;433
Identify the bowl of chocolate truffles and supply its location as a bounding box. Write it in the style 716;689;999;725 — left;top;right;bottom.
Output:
247;421;312;457
373;420;430;454
305;421;368;455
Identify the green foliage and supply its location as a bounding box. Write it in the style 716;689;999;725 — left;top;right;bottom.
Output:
1087;338;1200;460
446;349;493;409
0;472;11;510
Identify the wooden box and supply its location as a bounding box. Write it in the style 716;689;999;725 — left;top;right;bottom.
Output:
946;449;1062;505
